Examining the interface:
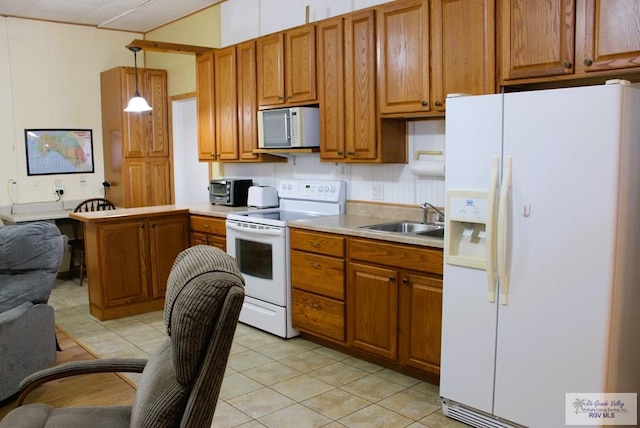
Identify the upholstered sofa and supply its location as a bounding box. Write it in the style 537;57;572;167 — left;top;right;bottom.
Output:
0;222;64;401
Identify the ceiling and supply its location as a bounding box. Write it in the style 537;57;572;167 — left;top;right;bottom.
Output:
0;0;225;33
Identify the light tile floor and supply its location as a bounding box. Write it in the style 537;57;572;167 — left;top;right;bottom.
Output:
49;279;468;428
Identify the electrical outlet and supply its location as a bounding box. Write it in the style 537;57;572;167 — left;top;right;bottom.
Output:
53;180;64;194
372;183;384;201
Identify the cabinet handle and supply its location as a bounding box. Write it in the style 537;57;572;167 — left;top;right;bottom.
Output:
150;223;155;228
389;276;396;282
308;241;320;247
278;95;283;100
563;61;572;69
337;151;343;155
583;58;593;67
347;151;355;156
402;277;410;285
203;224;210;229
421;101;428;107
310;302;321;309
435;100;442;107
310;262;321;269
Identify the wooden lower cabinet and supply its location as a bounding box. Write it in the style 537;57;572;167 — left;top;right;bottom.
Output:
290;229;346;343
349;262;399;359
189;215;227;251
398;272;442;374
291;227;444;381
348;237;443;379
82;212;189;320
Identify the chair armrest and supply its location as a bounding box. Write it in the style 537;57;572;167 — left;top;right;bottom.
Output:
17;358;148;405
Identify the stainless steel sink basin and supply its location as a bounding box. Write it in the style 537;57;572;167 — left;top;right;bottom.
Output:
360;221;444;239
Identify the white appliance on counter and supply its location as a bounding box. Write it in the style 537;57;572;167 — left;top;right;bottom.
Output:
226;179;346;338
440;82;640;428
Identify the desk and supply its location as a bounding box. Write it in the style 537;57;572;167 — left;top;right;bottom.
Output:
1;202;83;277
0;200;80;225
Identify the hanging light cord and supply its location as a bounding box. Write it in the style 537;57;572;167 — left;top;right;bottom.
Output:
131;47;142;96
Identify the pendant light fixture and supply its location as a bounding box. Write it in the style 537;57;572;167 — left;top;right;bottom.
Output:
124;46;152;112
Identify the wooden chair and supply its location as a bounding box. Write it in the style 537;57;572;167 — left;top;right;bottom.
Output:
67;198;115;286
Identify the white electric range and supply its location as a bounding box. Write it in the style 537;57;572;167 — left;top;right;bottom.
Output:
226;179;346;338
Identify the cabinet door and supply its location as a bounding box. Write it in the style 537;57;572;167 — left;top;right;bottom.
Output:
148;159;172;206
318;17;346;160
145;69;169;157
123;160;148;208
214;46;240;161
345;10;378;160
257;33;285;106
398;272;442;374
122;67;147;158
149;216;189;298
500;0;575;80
98;220;149;306
237;40;260;161
196;52;216;161
286;25;317;104
431;0;495;112
348;262;398;359
377;0;430;114
576;0;640;73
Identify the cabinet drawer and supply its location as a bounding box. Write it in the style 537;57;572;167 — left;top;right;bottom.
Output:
190;215;226;235
349;238;443;275
292;289;345;342
291;250;344;300
290;229;345;257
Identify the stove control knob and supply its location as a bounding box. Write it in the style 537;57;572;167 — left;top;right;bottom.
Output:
330;186;336;193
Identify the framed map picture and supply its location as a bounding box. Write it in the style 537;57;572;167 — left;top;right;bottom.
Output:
25;129;95;176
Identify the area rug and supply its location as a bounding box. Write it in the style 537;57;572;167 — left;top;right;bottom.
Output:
0;326;137;419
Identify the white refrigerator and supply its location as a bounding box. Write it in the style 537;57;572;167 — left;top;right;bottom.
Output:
440;82;640;428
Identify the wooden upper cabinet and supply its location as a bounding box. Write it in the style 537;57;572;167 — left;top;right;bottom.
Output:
575;0;640;74
377;0;430;115
122;68;146;158
196;52;216;161
345;10;379;160
430;0;496;112
214;46;240;161
286;25;317;104
257;25;317;108
257;32;285;106
501;0;575;81
237;40;260;161
317;17;346;160
145;69;169;157
121;68;168;158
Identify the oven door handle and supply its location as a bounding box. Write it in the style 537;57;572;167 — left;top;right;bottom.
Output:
226;222;285;236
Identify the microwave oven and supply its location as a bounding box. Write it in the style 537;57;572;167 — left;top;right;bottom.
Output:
209;179;253;206
258;106;320;149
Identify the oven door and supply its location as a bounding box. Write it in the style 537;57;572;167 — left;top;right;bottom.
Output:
225;220;287;306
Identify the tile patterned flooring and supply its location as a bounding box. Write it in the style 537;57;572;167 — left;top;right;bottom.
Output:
49;279;468;428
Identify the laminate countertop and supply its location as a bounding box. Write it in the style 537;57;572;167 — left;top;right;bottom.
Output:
68;203;444;249
288;214;444;249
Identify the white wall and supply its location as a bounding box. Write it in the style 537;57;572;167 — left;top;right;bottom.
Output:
0;17;142;208
223;119;446;207
172;98;210;204
221;0;394;46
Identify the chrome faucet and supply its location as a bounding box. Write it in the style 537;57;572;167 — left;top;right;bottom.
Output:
421;202;445;225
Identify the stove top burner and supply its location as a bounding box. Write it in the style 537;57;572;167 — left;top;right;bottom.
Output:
239;210;322;222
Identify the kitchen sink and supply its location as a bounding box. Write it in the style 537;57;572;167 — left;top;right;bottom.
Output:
360;221;444;239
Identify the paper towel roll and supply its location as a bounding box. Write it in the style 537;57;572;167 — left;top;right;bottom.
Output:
410;160;445;177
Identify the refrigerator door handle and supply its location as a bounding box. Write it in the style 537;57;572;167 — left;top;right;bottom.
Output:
486;157;499;302
498;157;512;305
